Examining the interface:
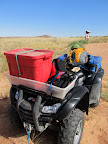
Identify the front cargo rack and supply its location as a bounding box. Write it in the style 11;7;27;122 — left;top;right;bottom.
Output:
6;73;77;99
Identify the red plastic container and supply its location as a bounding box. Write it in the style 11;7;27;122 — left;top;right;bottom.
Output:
4;48;54;82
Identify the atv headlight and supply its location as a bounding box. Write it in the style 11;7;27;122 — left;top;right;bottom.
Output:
42;103;61;114
15;90;19;100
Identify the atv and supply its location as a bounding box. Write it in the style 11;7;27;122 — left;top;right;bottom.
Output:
7;53;104;144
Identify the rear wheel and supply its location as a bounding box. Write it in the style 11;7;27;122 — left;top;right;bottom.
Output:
58;109;84;144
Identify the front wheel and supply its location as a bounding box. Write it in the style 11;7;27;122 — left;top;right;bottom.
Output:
58;109;84;144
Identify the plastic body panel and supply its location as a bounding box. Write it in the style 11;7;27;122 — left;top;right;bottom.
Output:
55;86;89;120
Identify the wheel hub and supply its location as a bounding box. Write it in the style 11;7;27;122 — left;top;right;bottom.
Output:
73;120;83;144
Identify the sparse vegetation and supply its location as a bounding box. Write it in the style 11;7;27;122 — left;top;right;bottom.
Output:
102;80;108;102
102;91;108;102
103;36;108;37
68;41;84;49
0;36;108;73
0;53;8;72
68;39;88;50
79;39;89;44
89;36;108;43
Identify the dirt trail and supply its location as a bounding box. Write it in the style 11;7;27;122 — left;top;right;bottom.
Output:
0;43;108;144
85;43;108;77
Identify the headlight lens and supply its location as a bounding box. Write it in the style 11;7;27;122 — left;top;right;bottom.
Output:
42;103;61;114
15;90;19;100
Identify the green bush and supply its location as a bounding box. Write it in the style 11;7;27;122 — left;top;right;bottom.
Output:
68;40;85;50
79;40;88;44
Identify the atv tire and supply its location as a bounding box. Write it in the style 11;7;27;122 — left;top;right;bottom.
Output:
58;109;84;144
9;105;23;129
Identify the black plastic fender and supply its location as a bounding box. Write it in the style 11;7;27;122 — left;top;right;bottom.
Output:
93;69;104;84
89;69;104;104
55;86;89;121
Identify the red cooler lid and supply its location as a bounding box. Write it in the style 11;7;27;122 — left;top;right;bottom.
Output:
4;48;54;59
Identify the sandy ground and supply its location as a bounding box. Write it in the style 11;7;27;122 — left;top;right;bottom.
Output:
0;43;108;144
85;43;108;77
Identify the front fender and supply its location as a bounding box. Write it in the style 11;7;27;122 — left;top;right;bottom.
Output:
55;86;89;120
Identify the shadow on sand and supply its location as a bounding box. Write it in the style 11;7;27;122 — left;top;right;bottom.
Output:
0;97;57;144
